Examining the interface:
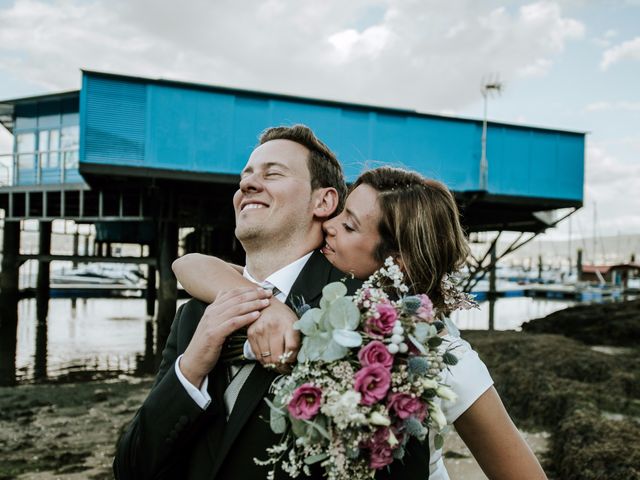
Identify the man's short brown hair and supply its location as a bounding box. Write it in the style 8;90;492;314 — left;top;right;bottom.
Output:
259;125;347;214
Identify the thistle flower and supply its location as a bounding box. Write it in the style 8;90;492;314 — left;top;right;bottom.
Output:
403;417;428;441
407;356;429;376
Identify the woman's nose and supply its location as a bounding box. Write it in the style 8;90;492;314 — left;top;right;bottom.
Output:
323;220;337;236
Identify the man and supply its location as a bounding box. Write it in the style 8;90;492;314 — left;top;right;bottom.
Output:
114;125;359;479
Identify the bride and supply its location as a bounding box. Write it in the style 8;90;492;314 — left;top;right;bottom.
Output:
173;166;547;479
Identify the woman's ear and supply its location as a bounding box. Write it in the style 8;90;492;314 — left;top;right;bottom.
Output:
393;253;405;272
312;187;339;219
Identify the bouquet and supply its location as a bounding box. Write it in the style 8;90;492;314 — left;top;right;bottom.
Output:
256;258;475;479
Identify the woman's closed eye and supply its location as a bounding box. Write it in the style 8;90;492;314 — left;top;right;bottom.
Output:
342;222;356;232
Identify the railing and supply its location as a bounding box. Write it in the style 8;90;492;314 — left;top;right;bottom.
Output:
0;148;80;187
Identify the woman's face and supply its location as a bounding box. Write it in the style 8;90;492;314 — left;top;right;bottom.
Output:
321;184;383;279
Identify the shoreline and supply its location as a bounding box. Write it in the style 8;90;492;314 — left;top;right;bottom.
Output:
1;300;638;479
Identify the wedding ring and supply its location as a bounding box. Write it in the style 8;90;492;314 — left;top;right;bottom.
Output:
261;351;272;358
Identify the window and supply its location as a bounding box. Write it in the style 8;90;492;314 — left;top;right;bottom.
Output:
17;132;35;170
61;126;79;169
49;129;60;168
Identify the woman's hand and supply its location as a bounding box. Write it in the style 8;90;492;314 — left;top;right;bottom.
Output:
180;287;272;388
247;299;301;372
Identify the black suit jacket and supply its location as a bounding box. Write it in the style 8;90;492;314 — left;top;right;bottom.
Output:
114;250;360;480
114;250;431;479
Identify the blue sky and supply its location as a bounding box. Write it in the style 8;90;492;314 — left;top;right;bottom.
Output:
0;0;638;239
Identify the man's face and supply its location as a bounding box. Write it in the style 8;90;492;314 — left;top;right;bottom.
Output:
233;139;315;245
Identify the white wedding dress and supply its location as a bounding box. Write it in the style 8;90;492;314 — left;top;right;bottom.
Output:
428;335;494;480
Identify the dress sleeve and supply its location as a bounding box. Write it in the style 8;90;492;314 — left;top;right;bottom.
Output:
440;335;493;424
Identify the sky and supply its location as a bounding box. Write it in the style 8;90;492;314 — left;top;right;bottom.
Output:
0;0;638;241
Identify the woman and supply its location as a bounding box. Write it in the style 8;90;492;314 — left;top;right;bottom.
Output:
173;167;547;479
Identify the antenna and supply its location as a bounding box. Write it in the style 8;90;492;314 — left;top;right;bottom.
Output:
479;75;504;191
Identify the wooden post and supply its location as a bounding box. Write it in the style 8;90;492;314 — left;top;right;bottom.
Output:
577;249;583;281
0;221;21;386
155;220;178;366
488;242;497;331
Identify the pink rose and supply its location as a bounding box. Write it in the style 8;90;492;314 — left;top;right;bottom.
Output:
416;294;434;322
358;341;394;369
366;428;394;469
288;383;322;420
365;304;398;336
388;392;427;421
354;363;391;405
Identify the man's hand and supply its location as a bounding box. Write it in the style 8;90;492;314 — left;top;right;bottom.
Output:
247;299;300;372
180;287;272;388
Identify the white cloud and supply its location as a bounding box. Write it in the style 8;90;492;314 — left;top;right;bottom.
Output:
578;142;640;234
0;0;585;112
585;101;640;112
600;36;640;70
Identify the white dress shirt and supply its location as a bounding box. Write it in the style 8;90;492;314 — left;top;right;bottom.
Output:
175;252;313;411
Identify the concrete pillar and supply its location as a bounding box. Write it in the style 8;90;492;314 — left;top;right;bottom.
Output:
72;231;79;268
0;221;21;386
146;242;157;317
155;220;178;366
36;221;52;321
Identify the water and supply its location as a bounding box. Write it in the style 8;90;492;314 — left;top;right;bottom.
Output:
15;298;187;382
451;297;575;331
14;296;572;383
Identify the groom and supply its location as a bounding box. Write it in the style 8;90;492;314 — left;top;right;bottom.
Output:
113;125;360;479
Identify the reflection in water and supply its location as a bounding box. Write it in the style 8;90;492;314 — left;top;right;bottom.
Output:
34;310;48;381
15;296;575;382
0;298;19;386
16;298;189;382
451;296;575;331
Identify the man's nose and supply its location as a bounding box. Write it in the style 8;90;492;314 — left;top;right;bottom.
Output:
239;172;262;192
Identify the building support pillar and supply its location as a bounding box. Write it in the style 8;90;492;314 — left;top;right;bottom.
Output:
36;221;52;321
146;242;157;317
0;221;21;386
155;220;178;367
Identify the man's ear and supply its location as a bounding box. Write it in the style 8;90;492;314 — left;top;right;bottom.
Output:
312;187;339;219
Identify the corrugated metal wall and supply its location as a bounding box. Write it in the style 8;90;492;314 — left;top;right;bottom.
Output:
80;72;584;202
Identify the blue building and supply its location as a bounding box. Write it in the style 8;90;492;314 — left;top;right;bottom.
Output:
0;70;585;234
0;71;586;381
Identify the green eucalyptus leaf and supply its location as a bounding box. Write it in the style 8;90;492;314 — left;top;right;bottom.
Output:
303;417;331;440
301;333;332;361
264;397;288;434
442;351;458;365
291;418;307;437
304;453;329;465
294;309;321;335
321;341;349;362
332;329;363;348
322;282;348;302
414;323;430;342
428;336;443;348
408;334;428;354
434;433;444;450
327;297;360;330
